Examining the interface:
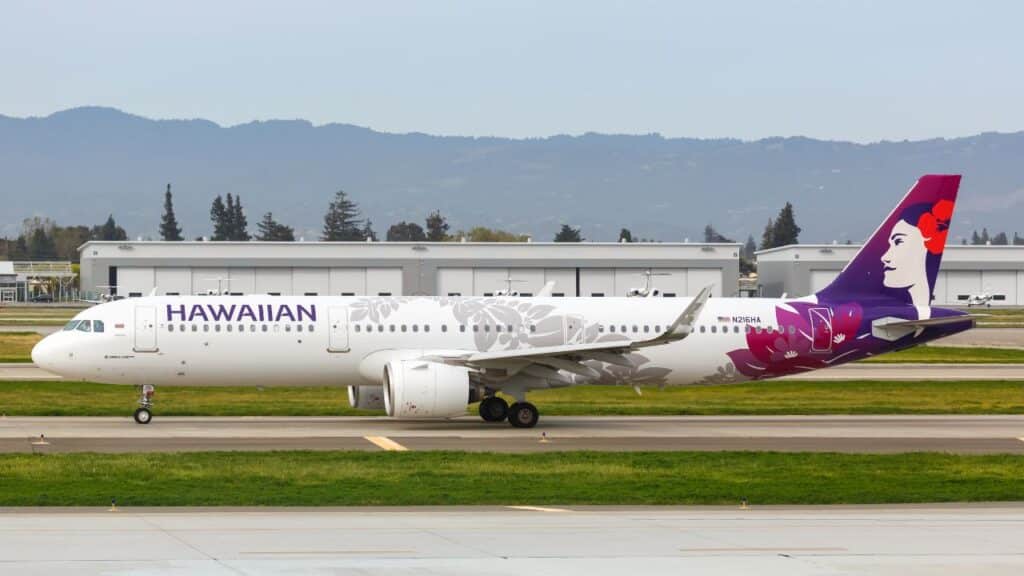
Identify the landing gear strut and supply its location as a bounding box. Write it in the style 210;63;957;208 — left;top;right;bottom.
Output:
507;401;540;428
134;384;154;424
478;396;509;422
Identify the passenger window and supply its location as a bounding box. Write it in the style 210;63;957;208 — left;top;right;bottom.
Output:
495;325;501;333
473;325;479;332
238;324;244;332
181;324;186;332
610;325;616;333
355;325;361;333
215;325;221;332
93;320;105;333
655;325;661;332
460;325;466;332
484;324;490;332
389;325;395;332
227;324;233;332
530;325;536;333
507;324;513;332
598;325;605;333
285;324;292;332
734;325;740;333
632;325;638;333
711;326;717;333
442;325;448;332
401;325;407;332
250;325;256;332
412;324;419;333
308;325;315;332
192;324;198;332
700;326;706;333
788;325;796;335
167;324;174;333
621;325;627;333
424;325;430;333
204;325;210;332
262;325;268;332
643;325;649;333
297;324;303;332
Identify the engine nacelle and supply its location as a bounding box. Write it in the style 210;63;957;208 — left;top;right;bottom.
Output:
347;385;385;410
383;360;472;419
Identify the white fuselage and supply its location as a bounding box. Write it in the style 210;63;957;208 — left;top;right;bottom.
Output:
33;295;787;389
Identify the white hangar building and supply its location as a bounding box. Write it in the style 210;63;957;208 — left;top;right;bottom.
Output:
79;241;741;300
757;244;1024;305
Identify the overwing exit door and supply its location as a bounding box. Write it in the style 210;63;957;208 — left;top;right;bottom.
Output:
328;306;350;352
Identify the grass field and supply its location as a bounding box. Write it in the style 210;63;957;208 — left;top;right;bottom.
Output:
865;345;1024;363
0;332;41;362
2;379;1022;416
1;451;1021;506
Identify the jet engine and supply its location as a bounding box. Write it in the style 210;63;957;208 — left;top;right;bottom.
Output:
383;360;475;418
347;385;386;410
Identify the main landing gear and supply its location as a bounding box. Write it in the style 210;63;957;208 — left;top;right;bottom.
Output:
133;384;155;424
478;396;540;428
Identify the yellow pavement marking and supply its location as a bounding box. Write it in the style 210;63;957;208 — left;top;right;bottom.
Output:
364;436;409;451
507;505;570;513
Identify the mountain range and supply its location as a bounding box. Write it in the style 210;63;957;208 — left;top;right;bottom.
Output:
1;107;1022;244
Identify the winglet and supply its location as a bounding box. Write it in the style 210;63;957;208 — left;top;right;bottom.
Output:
645;284;712;345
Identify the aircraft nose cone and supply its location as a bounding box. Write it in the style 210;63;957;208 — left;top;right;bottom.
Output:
31;335;56;371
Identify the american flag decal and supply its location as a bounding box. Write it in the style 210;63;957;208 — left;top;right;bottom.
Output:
115;323;124;329
717;316;731;322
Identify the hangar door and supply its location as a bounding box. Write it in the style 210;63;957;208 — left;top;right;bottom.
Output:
810;270;839;295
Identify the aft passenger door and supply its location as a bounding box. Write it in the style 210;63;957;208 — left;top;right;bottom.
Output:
328;306;350;353
133;306;158;352
809;307;833;352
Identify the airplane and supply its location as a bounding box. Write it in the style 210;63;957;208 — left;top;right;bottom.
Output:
966;291;1001;307
32;175;974;428
626;269;671;297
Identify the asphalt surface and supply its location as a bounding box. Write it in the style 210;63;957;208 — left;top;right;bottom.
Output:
1;505;1022;575
3;415;1024;453
6;361;1024;382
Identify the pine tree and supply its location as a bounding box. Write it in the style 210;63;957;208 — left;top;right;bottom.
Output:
742;235;756;260
92;215;127;241
231;195;250;240
993;231;1009;245
159;184;183;241
553;224;582;242
760;218;775;250
980;228;990;245
27;227;57;259
321;189;365;241
255;212;295;241
619;228;633;243
425;210;449;241
1014;232;1024;246
771;202;801;246
210;195;229;240
361;219;377;241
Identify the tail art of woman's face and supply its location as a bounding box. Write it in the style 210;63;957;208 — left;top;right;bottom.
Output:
881;219;929;289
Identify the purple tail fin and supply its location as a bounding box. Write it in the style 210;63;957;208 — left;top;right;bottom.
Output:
816;175;961;306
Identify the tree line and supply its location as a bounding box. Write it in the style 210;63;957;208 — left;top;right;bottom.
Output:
963;229;1024;246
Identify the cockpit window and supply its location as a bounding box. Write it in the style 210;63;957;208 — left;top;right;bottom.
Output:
76;320;92;332
93;320;105;333
63;320;81;331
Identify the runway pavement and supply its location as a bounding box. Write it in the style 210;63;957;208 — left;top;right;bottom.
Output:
1;505;1022;575
5;361;1024;381
3;415;1024;453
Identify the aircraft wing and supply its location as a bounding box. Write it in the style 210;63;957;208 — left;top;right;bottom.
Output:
424;285;713;381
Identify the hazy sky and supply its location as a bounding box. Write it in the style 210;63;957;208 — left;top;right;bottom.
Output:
2;0;1021;141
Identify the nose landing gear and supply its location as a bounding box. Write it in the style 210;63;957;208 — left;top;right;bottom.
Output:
133;384;154;424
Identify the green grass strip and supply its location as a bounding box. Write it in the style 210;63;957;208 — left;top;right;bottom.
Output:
1;451;1022;506
1;379;1022;416
864;346;1024;363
